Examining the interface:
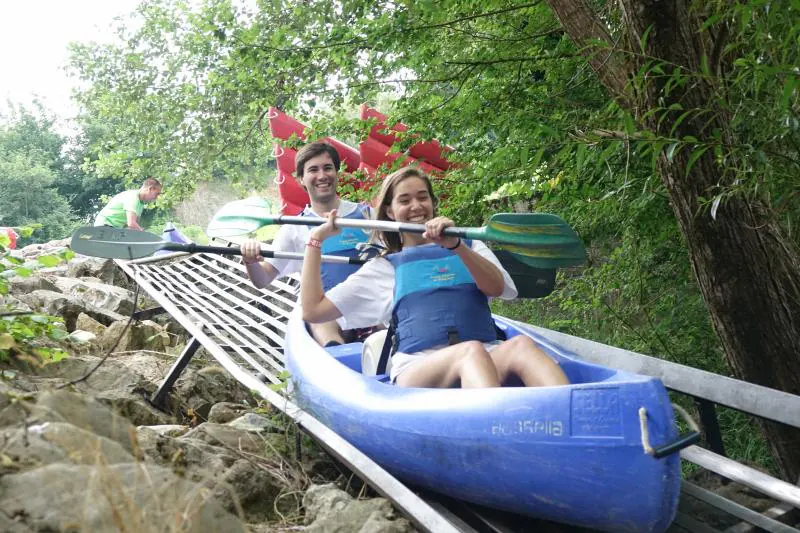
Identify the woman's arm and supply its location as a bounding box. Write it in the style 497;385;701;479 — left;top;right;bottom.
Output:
301;210;344;323
424;217;505;297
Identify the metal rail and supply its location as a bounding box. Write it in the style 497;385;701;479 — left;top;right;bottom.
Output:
114;251;799;533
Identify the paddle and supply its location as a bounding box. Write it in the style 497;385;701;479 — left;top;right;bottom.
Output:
69;227;368;264
208;198;586;269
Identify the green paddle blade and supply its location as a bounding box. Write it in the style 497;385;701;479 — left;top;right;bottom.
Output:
207;197;277;237
479;213;586;268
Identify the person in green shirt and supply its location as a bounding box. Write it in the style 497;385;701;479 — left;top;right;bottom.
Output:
94;178;162;230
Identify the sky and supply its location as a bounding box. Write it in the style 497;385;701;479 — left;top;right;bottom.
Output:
0;0;141;130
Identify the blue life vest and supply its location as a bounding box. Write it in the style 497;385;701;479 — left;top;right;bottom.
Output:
303;204;372;291
386;243;498;354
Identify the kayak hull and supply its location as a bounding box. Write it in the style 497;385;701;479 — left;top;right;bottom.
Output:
285;311;681;533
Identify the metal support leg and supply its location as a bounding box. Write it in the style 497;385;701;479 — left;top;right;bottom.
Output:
132;306;166;320
295;430;302;461
695;398;727;457
150;338;201;410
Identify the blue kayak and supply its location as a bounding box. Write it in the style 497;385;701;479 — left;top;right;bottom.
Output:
285;311;683;533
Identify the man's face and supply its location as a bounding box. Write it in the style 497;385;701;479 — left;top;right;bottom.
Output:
142;186;162;203
299;153;338;203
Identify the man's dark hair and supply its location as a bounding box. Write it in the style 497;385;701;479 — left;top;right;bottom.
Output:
142;177;162;189
295;142;341;177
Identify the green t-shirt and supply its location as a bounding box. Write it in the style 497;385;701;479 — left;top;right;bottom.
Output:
94;190;144;228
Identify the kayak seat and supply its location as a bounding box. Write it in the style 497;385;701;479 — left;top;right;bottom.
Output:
361;329;392;377
323;342;364;373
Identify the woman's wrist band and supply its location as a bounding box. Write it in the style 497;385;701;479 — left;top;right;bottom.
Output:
307;238;323;249
445;238;462;251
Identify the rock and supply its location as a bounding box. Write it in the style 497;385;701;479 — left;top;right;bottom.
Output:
16;289;84;331
303;484;414;533
138;424;189;437
309;499;412;533
69;330;96;343
208;402;250;424
358;511;417;533
13;289;124;332
2;422;135;469
23;355;173;426
15;240;69;261
76;312;107;336
35;390;139;452
7;274;60;295
67;256;130;289
228;412;281;433
0;462;246;532
136;427;288;521
99;319;170;352
303;484;352;524
172;366;253;421
180;423;266;455
0;294;31;312
53;276;136;314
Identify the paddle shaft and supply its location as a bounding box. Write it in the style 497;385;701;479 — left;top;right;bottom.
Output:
70;227;367;263
264;215;470;237
160;243;366;264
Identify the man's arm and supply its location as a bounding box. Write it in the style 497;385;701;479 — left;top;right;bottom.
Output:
126;211;144;231
245;260;280;288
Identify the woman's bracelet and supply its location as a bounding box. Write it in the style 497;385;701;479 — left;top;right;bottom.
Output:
445;238;462;251
307;237;322;249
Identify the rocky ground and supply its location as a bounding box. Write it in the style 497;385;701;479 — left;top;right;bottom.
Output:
0;243;415;533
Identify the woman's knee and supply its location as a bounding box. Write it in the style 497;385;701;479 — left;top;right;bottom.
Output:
508;334;540;353
457;341;494;367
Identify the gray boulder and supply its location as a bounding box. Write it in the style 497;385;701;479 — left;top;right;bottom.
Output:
53;276;136;315
0;462;246;532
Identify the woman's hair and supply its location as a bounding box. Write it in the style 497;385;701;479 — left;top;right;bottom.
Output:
372;166;438;253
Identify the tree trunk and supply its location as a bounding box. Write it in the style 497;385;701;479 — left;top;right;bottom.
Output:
546;0;800;480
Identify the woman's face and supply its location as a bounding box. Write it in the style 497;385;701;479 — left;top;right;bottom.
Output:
386;177;434;223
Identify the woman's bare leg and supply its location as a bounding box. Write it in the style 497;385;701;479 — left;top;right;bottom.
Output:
489;335;569;387
395;341;501;388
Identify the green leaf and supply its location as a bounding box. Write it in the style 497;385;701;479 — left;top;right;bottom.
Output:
685;146;711;178
666;142;681;162
13;268;32;277
780;77;797;109
37;255;61;267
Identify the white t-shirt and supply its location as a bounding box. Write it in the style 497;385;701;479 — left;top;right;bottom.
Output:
327;241;517;331
265;199;371;278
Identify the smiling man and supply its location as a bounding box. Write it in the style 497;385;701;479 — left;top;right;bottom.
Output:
240;142;373;346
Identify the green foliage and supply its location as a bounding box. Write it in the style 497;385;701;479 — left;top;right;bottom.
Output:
0;225;73;365
65;0;798;472
0;104;83;243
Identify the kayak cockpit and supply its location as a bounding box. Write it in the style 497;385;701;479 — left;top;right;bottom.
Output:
316;318;624;386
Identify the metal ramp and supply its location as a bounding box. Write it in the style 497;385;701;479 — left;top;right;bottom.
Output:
117;250;800;533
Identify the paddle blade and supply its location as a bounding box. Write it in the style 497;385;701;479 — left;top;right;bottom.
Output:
207;197;280;237
497;243;586;269
495;250;556;299
483;213;586;268
70;227;165;259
